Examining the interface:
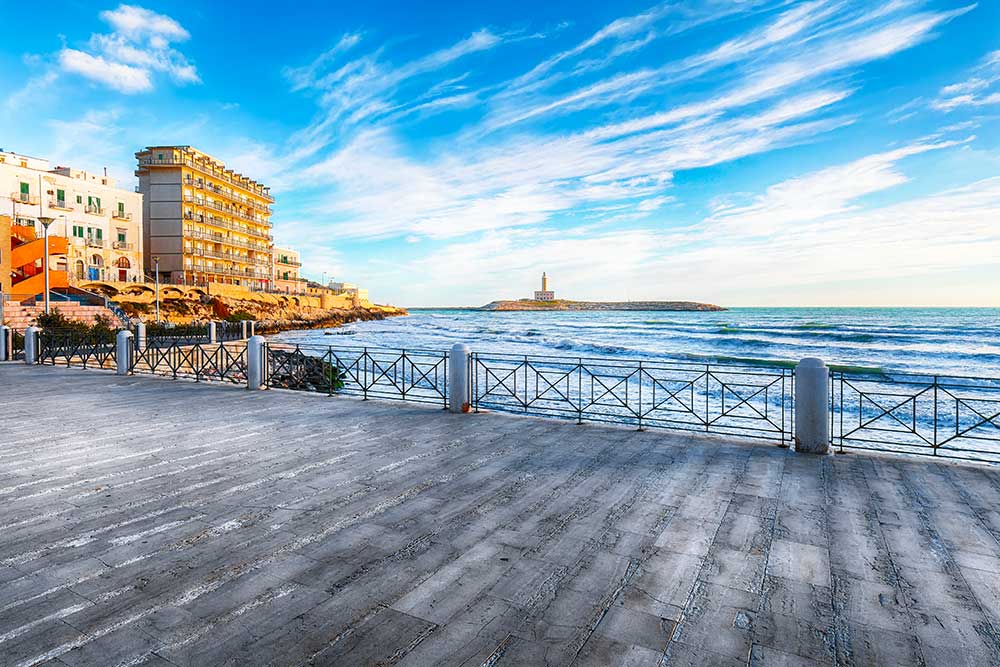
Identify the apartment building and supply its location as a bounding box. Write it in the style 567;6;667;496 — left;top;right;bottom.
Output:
135;146;274;289
272;245;304;294
0;150;144;284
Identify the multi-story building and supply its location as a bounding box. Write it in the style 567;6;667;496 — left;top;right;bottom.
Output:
272;245;304;294
0;150;144;284
135;146;273;289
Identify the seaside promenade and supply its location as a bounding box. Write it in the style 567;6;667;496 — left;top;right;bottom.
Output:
2;364;1000;666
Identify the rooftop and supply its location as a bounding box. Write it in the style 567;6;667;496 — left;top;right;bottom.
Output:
2;364;999;666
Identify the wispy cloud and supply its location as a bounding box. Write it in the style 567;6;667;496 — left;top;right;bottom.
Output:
933;49;1000;111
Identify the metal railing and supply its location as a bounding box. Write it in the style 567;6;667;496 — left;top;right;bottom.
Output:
472;352;794;442
264;343;449;406
138;156;274;202
831;371;1000;463
37;330;117;369
130;340;248;383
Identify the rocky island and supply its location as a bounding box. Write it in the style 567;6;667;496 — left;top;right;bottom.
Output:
479;273;725;311
479;299;725;312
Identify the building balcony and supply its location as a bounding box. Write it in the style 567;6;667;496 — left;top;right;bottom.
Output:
84;205;105;215
113;241;134;250
112;211;132;220
49;199;73;210
276;258;303;267
10;192;38;205
87;238;107;249
138;155;274;202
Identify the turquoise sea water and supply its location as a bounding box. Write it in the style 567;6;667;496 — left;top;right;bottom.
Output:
273;307;1000;378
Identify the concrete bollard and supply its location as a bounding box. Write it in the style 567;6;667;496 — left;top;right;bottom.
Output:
135;322;147;352
247;335;265;390
24;326;40;365
116;331;133;376
207;321;217;345
795;358;830;454
248;321;255;337
448;343;471;413
0;325;9;362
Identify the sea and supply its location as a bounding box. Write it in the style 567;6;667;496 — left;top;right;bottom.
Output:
272;307;1000;379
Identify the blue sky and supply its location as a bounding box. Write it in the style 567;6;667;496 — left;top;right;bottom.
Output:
2;0;998;307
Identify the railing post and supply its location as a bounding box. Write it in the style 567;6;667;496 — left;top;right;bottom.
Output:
240;321;248;340
0;325;9;362
116;330;133;376
208;321;217;345
247;335;265;390
24;326;40;365
449;343;471;414
794;358;829;454
135;322;146;352
248;321;255;337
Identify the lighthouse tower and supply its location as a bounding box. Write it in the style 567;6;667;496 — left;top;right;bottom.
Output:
534;272;555;301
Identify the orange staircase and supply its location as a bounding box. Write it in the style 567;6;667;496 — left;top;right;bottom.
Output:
8;224;69;298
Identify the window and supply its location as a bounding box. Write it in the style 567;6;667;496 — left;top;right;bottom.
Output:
76;195;83;204
96;228;103;240
157;153;163;160
95;197;101;209
117;202;125;215
117;229;127;243
56;189;65;203
72;225;84;238
19;182;29;194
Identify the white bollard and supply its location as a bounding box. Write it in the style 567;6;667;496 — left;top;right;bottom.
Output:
247;335;265;390
240;321;248;340
795;358;830;454
24;326;40;365
0;325;8;362
135;322;147;352
448;343;471;413
248;321;255;337
116;331;133;376
207;321;217;344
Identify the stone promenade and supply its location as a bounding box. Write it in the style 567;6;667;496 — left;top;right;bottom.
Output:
2;363;1000;666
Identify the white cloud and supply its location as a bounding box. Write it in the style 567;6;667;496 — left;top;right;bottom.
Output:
933;49;1000;111
58;49;152;93
57;4;198;93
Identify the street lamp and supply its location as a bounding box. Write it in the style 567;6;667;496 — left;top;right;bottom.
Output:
153;256;160;323
38;216;55;314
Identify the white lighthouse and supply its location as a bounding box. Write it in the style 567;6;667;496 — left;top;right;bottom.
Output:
534;272;555;301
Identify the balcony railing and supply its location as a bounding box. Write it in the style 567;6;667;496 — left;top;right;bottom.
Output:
87;238;107;248
183;229;271;253
84;205;105;215
183;194;269;226
138;155;274;202
276;258;303;267
112;210;132;220
113;241;134;250
10;192;38;204
49;199;72;210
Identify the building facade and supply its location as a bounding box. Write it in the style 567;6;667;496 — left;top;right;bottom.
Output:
135;146;273;289
0;150;144;284
272;245;304;294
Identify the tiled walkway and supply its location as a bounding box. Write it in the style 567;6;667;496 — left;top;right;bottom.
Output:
2;364;1000;666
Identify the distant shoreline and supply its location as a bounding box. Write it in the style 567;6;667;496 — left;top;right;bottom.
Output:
477;299;726;312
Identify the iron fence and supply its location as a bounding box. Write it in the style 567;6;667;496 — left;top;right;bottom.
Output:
264;343;448;407
831;371;1000;463
130;340;248;383
471;352;794;442
37;329;117;369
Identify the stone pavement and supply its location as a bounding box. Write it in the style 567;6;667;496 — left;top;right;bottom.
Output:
1;363;1000;666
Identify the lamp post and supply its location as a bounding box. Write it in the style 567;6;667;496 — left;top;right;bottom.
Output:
38;216;55;314
153;256;160;323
